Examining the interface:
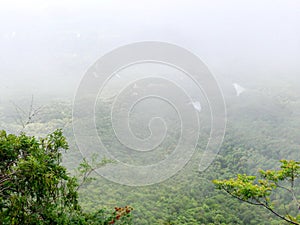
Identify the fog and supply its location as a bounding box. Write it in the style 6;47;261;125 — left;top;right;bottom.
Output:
2;1;300;223
0;0;299;102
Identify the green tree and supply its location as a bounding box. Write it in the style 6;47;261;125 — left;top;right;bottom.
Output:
0;129;132;224
213;160;300;224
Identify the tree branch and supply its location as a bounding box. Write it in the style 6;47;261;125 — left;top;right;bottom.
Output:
222;189;300;225
276;183;300;210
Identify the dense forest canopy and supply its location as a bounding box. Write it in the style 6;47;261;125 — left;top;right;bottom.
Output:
0;80;300;224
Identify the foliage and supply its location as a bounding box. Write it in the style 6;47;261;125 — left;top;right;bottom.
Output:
213;160;300;224
1;84;300;224
0;129;133;224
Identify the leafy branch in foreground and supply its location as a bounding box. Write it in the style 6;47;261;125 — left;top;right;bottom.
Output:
213;160;300;224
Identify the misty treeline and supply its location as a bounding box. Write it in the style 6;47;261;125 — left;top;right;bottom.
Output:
0;81;300;224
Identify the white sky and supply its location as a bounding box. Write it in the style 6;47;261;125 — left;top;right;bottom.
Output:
0;0;299;97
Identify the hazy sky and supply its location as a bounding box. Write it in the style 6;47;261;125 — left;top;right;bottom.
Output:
0;0;299;99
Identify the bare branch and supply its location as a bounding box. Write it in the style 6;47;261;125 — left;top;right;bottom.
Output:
276;183;300;210
10;96;43;132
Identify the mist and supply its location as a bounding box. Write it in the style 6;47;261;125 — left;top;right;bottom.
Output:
1;1;300;224
0;0;299;102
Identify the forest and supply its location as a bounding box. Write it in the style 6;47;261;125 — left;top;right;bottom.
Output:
1;2;299;224
1;79;300;224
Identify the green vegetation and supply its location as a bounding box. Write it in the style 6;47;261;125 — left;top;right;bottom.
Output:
214;160;300;224
0;129;132;224
0;82;300;224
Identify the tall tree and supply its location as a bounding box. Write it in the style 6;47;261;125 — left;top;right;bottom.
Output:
0;129;132;224
0;129;79;224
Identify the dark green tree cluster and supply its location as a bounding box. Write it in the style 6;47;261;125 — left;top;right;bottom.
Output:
0;129;132;225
